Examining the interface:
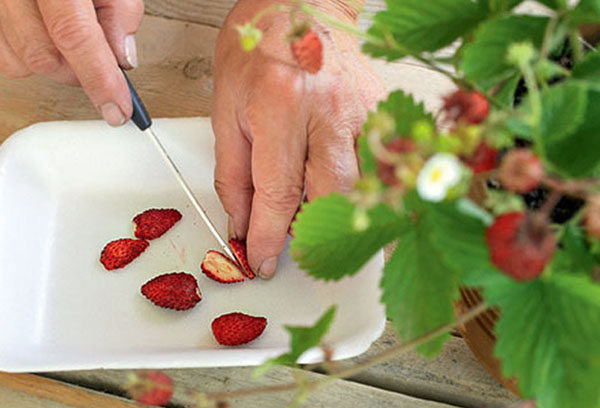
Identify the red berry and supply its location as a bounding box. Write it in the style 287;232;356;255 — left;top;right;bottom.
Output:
201;250;246;284
376;138;416;187
463;141;498;173
100;238;149;270
585;195;600;239
229;239;255;279
486;212;556;281
126;371;173;407
133;208;182;240
443;90;490;124
141;272;202;311
290;29;323;74
211;312;267;346
499;149;544;193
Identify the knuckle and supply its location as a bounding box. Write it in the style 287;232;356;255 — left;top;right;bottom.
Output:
48;14;95;51
255;184;303;213
22;46;60;74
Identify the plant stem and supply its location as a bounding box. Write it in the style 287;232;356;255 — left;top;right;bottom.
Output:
201;302;489;401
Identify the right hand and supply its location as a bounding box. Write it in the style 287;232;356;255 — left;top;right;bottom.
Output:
0;0;144;126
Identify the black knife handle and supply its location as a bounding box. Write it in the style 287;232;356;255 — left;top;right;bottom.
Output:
122;69;152;131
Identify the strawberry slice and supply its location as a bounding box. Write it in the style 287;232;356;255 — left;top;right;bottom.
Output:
229;239;255;279
133;208;182;240
141;272;202;311
211;312;267;346
201;250;246;284
100;238;149;270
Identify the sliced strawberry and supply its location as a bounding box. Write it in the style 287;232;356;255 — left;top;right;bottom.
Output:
229;239;255;279
211;312;267;346
290;28;323;74
100;238;149;270
126;371;173;407
201;250;246;284
133;208;182;240
141;272;202;311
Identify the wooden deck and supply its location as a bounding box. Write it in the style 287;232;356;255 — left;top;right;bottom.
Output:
0;1;519;406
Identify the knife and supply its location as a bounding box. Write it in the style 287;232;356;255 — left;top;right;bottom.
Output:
121;70;237;262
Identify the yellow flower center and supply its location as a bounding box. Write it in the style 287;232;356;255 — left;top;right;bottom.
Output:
430;167;443;183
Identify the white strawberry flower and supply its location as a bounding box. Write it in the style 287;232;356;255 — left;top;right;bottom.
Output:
416;153;462;202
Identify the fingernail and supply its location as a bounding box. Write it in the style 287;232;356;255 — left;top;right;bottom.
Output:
100;103;126;127
124;35;138;68
258;257;278;280
228;217;237;240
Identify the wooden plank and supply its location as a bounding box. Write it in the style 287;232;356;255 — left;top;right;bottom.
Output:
338;325;519;408
45;366;460;408
0;14;218;142
0;372;141;408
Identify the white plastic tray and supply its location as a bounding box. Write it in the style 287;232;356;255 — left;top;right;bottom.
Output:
0;118;385;372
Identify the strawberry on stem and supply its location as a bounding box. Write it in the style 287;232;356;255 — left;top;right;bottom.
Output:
125;371;174;407
486;212;556;281
290;24;323;74
100;238;149;271
201;250;246;284
443;90;490;125
462;141;498;174
211;312;267;346
133;208;182;240
229;238;255;279
141;272;202;311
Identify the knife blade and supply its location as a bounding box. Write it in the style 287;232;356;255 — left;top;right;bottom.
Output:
121;70;236;262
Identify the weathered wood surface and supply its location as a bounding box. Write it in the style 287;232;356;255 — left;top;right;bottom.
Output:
0;372;142;408
44;324;517;408
0;1;512;407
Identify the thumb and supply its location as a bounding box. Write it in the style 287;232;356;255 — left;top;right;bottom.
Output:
94;0;144;69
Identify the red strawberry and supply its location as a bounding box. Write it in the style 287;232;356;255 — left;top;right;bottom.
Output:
229;239;255;279
133;208;182;240
290;27;323;74
498;149;544;193
444;90;490;124
141;272;202;310
486;212;556;281
211;312;267;346
100;238;149;270
463;141;498;174
201;250;246;283
376;138;416;186
126;371;173;407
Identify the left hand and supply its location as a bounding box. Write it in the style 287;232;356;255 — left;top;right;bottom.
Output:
212;0;386;279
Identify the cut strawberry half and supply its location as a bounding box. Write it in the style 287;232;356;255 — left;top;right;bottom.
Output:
100;238;149;270
201;250;246;284
211;312;267;346
141;272;202;311
133;208;182;240
229;238;255;279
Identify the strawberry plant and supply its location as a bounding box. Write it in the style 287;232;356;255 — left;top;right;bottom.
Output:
243;1;600;407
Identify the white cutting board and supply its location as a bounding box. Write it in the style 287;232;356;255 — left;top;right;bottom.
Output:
0;118;385;372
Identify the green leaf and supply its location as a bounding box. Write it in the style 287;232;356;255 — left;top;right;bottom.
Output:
495;74;522;107
485;274;600;408
358;91;434;175
572;51;600;91
571;0;600;23
253;306;337;377
381;199;492;357
363;0;487;60
481;0;526;13
291;194;408;281
550;223;596;276
542;87;600;177
462;15;549;91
